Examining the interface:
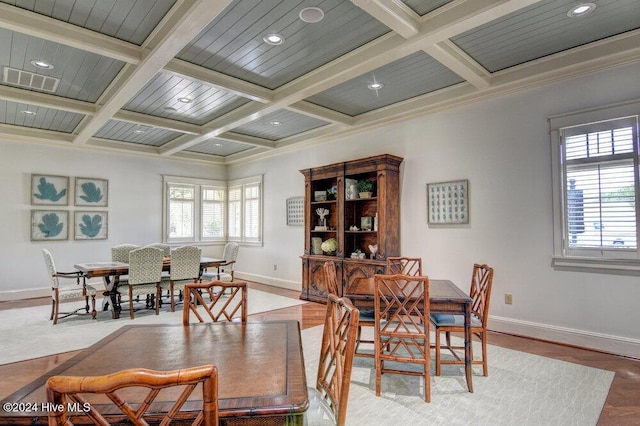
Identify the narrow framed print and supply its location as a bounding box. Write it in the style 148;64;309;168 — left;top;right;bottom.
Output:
75;177;108;207
31;210;69;241
74;211;108;240
286;196;304;226
31;174;69;206
427;179;469;225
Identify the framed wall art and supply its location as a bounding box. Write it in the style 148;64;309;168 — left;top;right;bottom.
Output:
31;174;69;206
31;210;69;241
75;177;108;207
74;211;108;240
427;179;469;225
286;196;305;226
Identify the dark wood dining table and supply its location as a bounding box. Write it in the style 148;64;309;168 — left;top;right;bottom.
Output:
0;321;309;425
345;278;475;393
74;257;224;319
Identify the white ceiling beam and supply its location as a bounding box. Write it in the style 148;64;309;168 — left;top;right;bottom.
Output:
164;59;273;103
287;101;355;126
215;132;277;149
351;0;420;38
0;3;141;64
71;0;233;146
113;110;201;135
423;40;491;89
0;85;96;115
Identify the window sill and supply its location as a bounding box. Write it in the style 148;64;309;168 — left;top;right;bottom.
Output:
552;256;640;275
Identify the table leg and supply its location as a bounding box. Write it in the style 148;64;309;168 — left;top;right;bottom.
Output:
464;302;474;393
102;275;121;319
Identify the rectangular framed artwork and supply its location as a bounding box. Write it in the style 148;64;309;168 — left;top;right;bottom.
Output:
286;197;305;226
74;211;108;240
427;179;469;225
31;174;69;206
75;177;108;207
31;210;69;241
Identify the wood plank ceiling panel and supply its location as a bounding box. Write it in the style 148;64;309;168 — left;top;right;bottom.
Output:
187;138;253;156
400;0;454;17
177;0;390;89
94;119;181;147
124;72;249;126
306;51;464;116
451;0;640;73
233;109;328;141
0;99;83;132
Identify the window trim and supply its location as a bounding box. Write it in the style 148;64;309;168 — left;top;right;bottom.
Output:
227;175;263;246
162;175;227;244
549;99;640;273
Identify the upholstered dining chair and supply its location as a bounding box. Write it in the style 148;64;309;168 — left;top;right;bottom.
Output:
306;293;359;426
182;281;248;325
430;263;495;377
386;257;422;276
42;249;97;324
201;242;239;282
374;273;431;403
322;261;340;296
110;244;140;288
161;245;201;312
144;242;171;257
46;364;219;425
120;246;164;319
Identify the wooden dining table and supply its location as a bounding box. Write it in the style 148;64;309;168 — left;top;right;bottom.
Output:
0;321;309;425
75;257;224;319
345;278;475;393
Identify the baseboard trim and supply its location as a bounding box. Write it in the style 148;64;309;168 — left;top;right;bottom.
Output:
233;272;301;292
0;279;106;302
489;315;640;359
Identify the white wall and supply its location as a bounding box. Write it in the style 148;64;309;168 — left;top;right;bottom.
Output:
0;142;226;299
230;61;640;357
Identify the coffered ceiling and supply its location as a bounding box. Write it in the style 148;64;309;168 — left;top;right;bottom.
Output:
1;0;639;164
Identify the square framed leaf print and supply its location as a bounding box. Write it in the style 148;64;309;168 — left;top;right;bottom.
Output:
31;174;69;206
75;177;108;207
74;211;108;240
31;210;69;241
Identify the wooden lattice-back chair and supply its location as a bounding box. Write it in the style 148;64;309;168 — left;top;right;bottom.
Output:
46;364;219;426
386;257;422;276
322;261;340;296
121;247;164;319
430;263;494;376
182;281;248;325
374;273;431;403
201;242;239;282
42;249;97;324
306;293;359;426
161;245;201;312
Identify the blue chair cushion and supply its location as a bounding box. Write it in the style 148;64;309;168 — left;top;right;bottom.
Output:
430;313;482;327
358;309;375;320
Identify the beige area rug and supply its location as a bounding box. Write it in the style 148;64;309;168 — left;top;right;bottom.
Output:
301;326;614;426
0;289;306;365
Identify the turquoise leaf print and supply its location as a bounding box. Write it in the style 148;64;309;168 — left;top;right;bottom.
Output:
38;213;63;238
34;177;66;202
80;214;102;238
80;182;103;203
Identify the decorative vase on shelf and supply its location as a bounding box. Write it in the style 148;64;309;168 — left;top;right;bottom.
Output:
311;237;323;255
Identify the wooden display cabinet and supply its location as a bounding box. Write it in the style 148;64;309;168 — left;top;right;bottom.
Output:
300;154;402;302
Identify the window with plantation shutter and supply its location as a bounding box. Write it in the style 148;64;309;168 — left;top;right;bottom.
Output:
228;176;263;244
550;103;640;272
228;186;241;240
202;186;225;240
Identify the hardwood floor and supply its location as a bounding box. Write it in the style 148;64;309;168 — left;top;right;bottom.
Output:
1;282;638;425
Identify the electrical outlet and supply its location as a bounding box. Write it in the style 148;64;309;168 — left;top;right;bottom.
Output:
504;293;513;305
273;264;277;271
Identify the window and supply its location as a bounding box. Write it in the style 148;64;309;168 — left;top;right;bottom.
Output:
163;176;226;244
550;101;640;271
228;175;263;244
163;175;262;245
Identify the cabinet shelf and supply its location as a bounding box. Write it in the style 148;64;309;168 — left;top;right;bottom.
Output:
345;231;377;234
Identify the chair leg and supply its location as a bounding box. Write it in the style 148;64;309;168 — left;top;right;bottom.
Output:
50;299;55;321
155;287;160;315
52;299;59;325
129;287;135;319
481;331;488;376
424;349;431;403
435;328;441;376
90;295;97;319
170;284;175;312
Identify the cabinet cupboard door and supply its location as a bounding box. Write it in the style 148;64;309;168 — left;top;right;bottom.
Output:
304;258;342;302
342;260;385;295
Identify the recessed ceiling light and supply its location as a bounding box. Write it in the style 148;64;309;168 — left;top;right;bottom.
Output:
164;106;177;112
270;121;282;126
567;3;596;17
299;7;324;23
214;143;222;147
177;97;192;103
263;33;284;45
133;129;145;134
368;82;384;90
21;110;37;116
30;59;53;69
